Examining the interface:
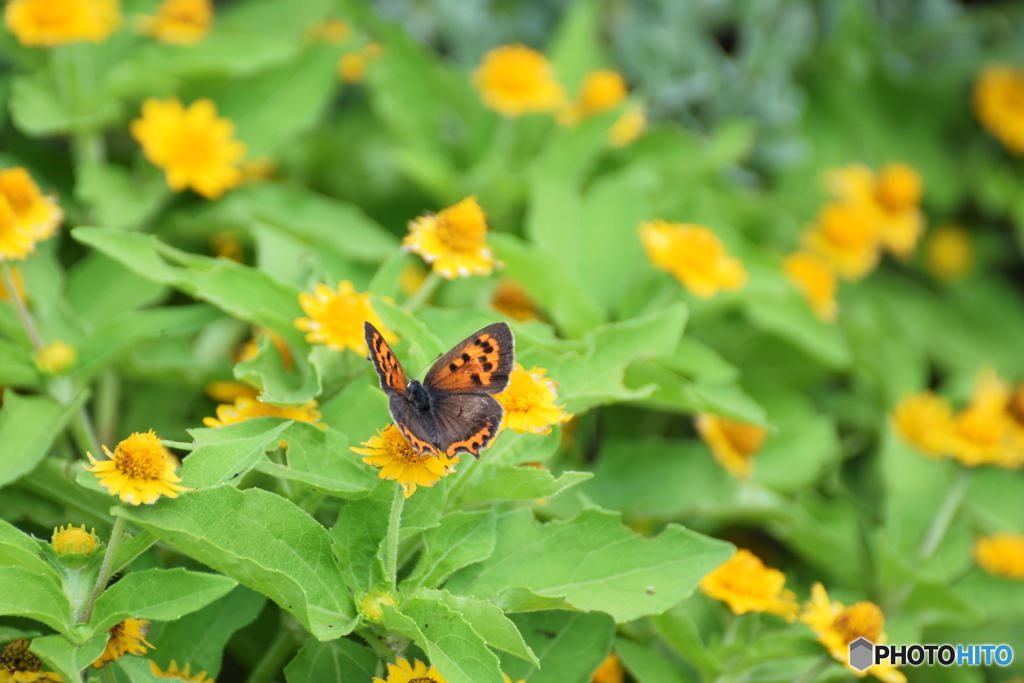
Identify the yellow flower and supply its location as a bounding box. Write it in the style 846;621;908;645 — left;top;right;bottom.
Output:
35;341;76;375
294;280;395;355
591;653;623;683
358;591;398;623
826;164;924;259
490;278;539;322
473;44;566;117
51;524;98;555
949;369;1021;468
503;675;525;683
695;413;766;480
699;549;801;621
0;167;63;261
149;660;214;682
234;328;293;370
373;657;447;683
202;397;323;429
4;0;120;47
338;52;367;83
305;19;351;44
609;105;646;147
204;381;259;403
891;391;957;458
561;69;628;124
974;65;1024;155
210;231;243;262
137;0;212;46
639;220;747;298
92;619;153;669
495;365;572;435
783;251;838;322
83;430;191;506
801;584;906;683
352;424;458;498
0;638;63;682
802;201;880;280
403;196;498;279
925;224;973;282
0;265;26;302
973;532;1024;579
131;98;246;200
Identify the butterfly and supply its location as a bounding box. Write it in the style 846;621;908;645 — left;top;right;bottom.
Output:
364;321;515;459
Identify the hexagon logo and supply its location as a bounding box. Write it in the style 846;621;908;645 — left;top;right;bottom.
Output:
849;637;874;672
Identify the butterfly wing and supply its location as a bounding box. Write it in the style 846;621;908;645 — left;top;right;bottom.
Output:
423;322;515;394
388;394;442;456
364;322;408;396
429;392;504;458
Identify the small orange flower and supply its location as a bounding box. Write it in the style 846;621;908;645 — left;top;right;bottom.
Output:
925;225;973;283
802;201;880;280
973;532;1024;579
561;69;628;124
591;653;623;683
473;44;566;117
639;220;747;298
202;397;323;429
339;52;367;83
609;105;646;147
891;391;957;458
148;660;214;682
0;168;63;261
490;278;539;322
700;549;800;621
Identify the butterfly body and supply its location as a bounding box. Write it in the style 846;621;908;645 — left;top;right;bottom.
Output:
365;321;514;458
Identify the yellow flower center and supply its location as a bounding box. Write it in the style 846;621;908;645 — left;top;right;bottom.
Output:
0;639;43;674
0;168;41;218
956;406;1004;447
819;203;876;249
52;524;98;555
382;425;424;464
502;370;547;413
831;602;883;643
111;431;171;481
435;197;486;252
577;69;628;115
874;163;922;213
717;420;767;458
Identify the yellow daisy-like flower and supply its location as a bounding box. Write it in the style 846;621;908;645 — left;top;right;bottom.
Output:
699;548;801;621
891;391;957;458
137;0;212;46
490;278;539;322
51;524;98;555
294;280;395;355
949;368;1020;468
609;105;646;147
130;98;246;200
352;424;458;498
149;660;214;682
35;342;76;376
591;653;624;683
925;224;973;283
802;202;880;281
973;532;1024;580
561;69;628;125
4;0;120;47
495;364;572;435
0;638;63;683
826;163;924;259
204;381;259;403
695;413;767;480
92;619;153;669
473;44;567;117
974;65;1024;155
801;584;906;683
306;19;351;44
0;167;64;261
403;196;498;279
83;430;191;506
338;52;367;83
202;397;323;429
639;220;747;298
0;265;26;302
783;251;838;322
373;657;447;683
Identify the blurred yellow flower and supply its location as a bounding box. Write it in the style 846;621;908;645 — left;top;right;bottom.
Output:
36;341;75;375
561;69;628;124
358;590;398;623
0;265;26;302
503;674;525;683
591;653;623;683
83;430;191;506
783;251;838;322
925;224;973;282
131;98;246;200
973;532;1024;579
802;583;905;683
826;163;924;259
204;380;258;403
51;524;98;556
92;618;153;669
306;19;351;44
339;52;367;83
949;369;1022;468
149;660;213;682
699;549;800;621
5;0;120;47
891;391;957;458
137;0;212;46
609;105;646;147
495;364;572;435
373;657;448;683
473;44;566;117
353;424;457;498
0;638;63;682
234;327;293;370
639;220;747;298
695;412;766;480
974;65;1024;155
0;168;63;261
403;196;497;279
802;201;880;280
203;397;323;430
295;280;395;355
490;278;539;322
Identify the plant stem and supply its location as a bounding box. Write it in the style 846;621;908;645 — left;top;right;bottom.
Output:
245;616;298;683
96;371;120;446
792;654;832;683
73;407;104;460
918;467;972;560
402;271;441;311
1;260;43;350
80;516;127;623
383;484;405;591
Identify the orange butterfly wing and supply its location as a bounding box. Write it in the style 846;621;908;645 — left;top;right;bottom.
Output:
423;322;514;394
364;322;408;395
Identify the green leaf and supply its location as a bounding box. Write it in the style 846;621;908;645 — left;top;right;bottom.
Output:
64;253;167;323
31;632;108;683
452;465;592;507
0;392;86;487
446;508;733;623
285;636;379;682
0;566;71;634
417;589;538;665
254;422;377;497
405;510;496;590
91;567;237;633
0;519;60;581
329;483;391;593
502;611;616;683
233;329;321;405
115;487;356;640
181;419;293;489
615;637;689;683
0;338;39;387
10;72;119;136
73;162;167;231
651;606;722;681
382;597;504;683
